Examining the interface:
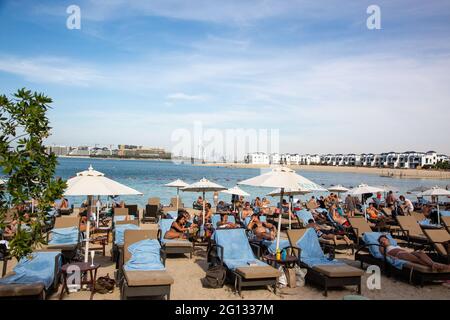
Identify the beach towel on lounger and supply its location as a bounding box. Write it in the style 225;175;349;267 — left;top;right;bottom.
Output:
48;226;79;245
0;251;61;289
296;228;344;267
440;211;450;217
114;224;140;245
295;209;314;225
261;239;290;254
113;215;135;222
124;239;165;271
213;229;266;270
362;232;406;270
419;219;441;228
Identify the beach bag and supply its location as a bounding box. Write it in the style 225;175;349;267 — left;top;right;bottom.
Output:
95;274;115;294
294;266;307;287
277;266;287;288
202;265;226;288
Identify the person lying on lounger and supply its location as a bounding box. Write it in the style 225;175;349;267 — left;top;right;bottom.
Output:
164;215;192;240
306;219;352;245
367;203;386;221
329;204;350;227
247;214;276;241
242;202;254;220
378;235;450;272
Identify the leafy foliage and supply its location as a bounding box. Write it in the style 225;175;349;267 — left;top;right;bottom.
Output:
0;88;66;259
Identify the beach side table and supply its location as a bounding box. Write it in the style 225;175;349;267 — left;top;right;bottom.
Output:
59;262;100;300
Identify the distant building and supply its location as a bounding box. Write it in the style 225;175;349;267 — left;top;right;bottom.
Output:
244;152;270;164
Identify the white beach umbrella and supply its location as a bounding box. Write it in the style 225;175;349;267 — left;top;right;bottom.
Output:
65;166;143;196
182;178;227;233
64;165;142;262
221;185;250;212
328;185;350;200
165;179;189;211
418;187;450;224
238;166;324;252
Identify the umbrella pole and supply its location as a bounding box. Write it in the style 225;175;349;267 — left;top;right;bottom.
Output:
288;199;292;230
202;191;206;236
437;196;440;225
176;188;179;212
85;195;93;263
276;189;284;252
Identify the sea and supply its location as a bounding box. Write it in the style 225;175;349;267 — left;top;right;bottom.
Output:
56;157;450;207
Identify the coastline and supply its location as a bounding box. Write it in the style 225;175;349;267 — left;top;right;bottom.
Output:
194;163;450;179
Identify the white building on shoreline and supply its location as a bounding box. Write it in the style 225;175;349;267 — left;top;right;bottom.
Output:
244;150;449;168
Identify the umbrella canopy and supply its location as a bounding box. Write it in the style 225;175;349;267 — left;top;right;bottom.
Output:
328;185;349;193
419;187;450;198
347;184;384;196
266;188;310;197
182;178;227;193
182;178;227;235
221;185;250;197
165;179;189;188
238;166;326;191
64;166;142;196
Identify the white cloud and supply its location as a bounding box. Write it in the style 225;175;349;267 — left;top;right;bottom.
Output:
167;93;207;101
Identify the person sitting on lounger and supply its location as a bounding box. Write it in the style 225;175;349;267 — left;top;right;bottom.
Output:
378;235;450;272
164;215;191;240
306;219;352;245
329;204;350;227
242;202;254;220
217;214;239;229
367;203;385;221
247;214;276;241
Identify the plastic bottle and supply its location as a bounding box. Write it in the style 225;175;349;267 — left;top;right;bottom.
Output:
281;249;287;261
276;249;281;261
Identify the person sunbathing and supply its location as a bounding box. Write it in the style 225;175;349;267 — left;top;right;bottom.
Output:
306;219;352;245
216;214;239;229
164;215;190;240
247;214;276;241
367;203;385;221
329;204;350;227
378;235;450;271
241;202;254;220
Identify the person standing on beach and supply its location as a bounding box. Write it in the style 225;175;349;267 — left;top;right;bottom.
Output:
399;195;414;215
213;191;219;207
345;194;356;217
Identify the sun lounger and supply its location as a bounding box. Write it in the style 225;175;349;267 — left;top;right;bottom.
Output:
287;228;363;296
442;216;450;233
125;204;139;218
355;231;450;286
158;219;193;258
0;251;62;300
143;204;160;223
120;230;173;300
396;216;429;247
208;228;280;296
45;217;80;262
423;229;450;263
112;220;140;268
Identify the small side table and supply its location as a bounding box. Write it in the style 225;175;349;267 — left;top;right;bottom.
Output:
264;253;297;268
59;262;100;300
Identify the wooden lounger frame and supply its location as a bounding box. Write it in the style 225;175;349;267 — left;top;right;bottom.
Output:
120;230;171;300
287;229;362;297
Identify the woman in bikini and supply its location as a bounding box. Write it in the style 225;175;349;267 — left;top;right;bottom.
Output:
378;235;449;272
164;215;190;240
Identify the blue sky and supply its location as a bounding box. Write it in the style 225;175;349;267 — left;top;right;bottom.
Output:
1;0;450;155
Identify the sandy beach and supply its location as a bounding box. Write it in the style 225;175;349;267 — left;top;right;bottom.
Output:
195;163;450;180
4;210;449;301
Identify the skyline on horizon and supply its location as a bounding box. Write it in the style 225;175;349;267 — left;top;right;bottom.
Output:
1;1;450;155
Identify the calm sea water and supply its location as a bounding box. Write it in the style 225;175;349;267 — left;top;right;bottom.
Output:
57;157;449;207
